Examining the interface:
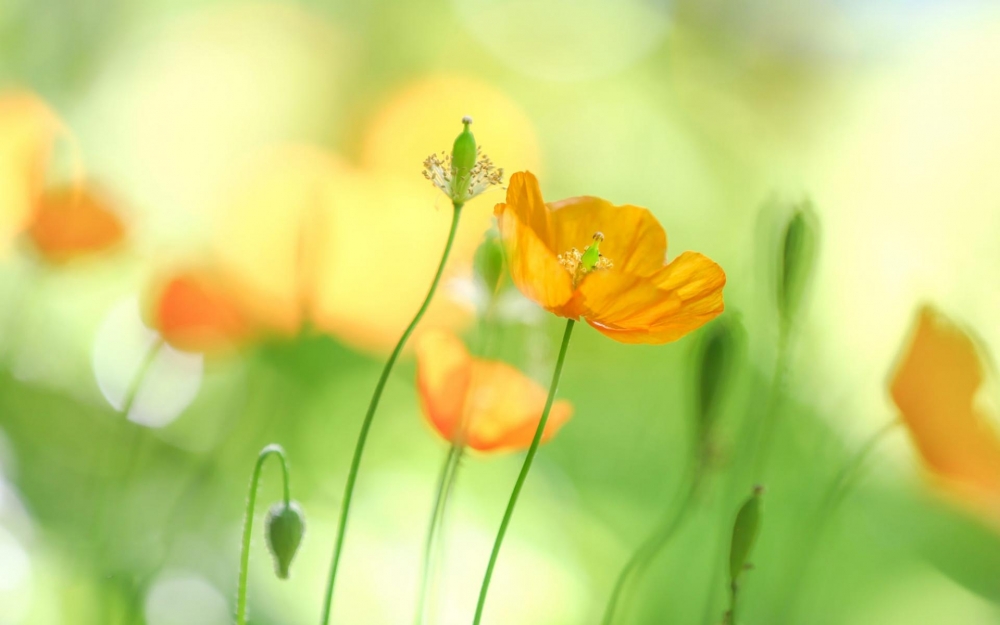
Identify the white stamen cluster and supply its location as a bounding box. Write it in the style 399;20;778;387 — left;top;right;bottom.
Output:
422;147;504;204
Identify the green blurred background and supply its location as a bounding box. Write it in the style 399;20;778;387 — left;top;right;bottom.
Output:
2;0;1000;623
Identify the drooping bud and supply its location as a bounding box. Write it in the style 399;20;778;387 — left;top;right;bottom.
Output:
474;228;505;295
729;485;764;583
694;315;745;452
265;501;305;579
777;203;819;332
451;116;477;203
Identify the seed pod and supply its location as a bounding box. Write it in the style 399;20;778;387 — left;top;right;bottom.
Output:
474;228;505;295
777;204;819;330
451;116;477;202
695;315;745;445
729;486;764;583
265;501;305;579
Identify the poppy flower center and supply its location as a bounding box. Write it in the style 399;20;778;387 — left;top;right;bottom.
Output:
558;231;613;286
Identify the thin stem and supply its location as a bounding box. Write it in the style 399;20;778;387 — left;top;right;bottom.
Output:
778;419;899;625
415;445;464;625
320;203;464;624
728;581;739;625
601;470;702;625
749;329;790;481
473;319;575;625
236;444;291;625
700;331;789;625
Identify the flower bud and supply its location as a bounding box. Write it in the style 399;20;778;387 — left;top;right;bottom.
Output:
474;228;505;295
777;203;819;330
265;501;305;579
729;485;764;583
451;116;477;202
694;315;745;447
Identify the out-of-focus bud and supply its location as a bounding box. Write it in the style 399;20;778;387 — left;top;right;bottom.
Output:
265;501;306;579
473;228;505;295
451;116;477;198
694;315;745;450
777;203;819;331
729;485;764;583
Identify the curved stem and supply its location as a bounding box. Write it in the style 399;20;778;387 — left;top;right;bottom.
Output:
473;319;575;624
320;203;464;624
236;444;291;625
415;445;464;625
601;471;701;625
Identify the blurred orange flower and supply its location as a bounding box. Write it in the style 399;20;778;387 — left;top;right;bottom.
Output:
0;91;64;254
28;184;125;263
494;171;726;344
0;91;125;263
890;306;1000;521
147;269;255;354
415;330;572;453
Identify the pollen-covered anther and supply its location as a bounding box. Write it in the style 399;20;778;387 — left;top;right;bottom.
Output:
558;236;613;286
423;147;503;204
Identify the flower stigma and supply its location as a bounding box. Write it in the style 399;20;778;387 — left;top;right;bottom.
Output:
558;231;613;286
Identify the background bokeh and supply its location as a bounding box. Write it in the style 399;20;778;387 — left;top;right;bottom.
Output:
2;0;1000;623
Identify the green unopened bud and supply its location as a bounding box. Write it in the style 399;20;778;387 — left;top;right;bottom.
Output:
451;116;477;202
777;203;819;331
474;228;505;295
694;316;745;449
265;501;305;579
729;486;764;583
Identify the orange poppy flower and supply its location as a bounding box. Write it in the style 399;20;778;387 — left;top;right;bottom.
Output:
27;184;125;263
147;269;256;354
889;305;1000;521
493;172;726;344
415;330;573;453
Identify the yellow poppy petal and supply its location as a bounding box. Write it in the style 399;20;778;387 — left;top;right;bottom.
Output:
890;306;1000;518
463;360;573;453
547;195;667;276
580;252;726;344
495;172;576;315
28;184;125;263
416;330;473;444
0;92;65;254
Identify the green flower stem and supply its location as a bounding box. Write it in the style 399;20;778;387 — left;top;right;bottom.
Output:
728;580;739;625
601;469;702;625
415;444;464;625
236;444;291;625
473;318;575;625
320;202;464;624
749;329;790;481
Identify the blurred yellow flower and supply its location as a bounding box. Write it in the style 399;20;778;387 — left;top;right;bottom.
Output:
494;171;726;344
890;305;1000;522
416;330;572;452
